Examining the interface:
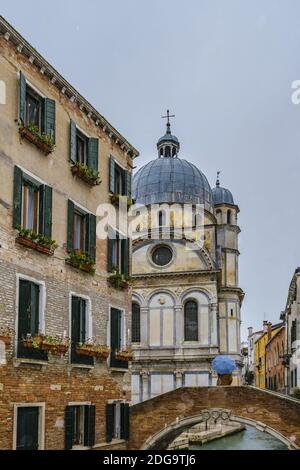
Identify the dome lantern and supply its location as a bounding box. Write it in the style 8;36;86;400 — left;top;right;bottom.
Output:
157;110;180;158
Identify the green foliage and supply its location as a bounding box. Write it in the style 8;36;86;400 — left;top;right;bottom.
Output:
21;122;55;150
245;369;255;385
108;266;132;289
292;388;300;399
66;250;96;275
110;194;134;208
73;162;101;185
16;226;58;250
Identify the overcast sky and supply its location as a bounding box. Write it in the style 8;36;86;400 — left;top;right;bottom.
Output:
2;0;300;340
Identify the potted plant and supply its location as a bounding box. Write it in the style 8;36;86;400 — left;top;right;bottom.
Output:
115;347;134;362
18;122;55;155
76;340;110;359
108;267;132;290
110;194;134;209
66;251;96;275
16;227;58;256
22;333;44;350
40;335;70;356
0;326;14;347
71;162;101;186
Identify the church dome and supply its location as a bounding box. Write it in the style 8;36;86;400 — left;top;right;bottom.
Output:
212;173;234;205
133;113;213;210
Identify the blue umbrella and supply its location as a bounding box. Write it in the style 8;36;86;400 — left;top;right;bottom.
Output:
212;355;236;375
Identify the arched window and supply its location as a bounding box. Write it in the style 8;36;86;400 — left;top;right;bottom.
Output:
158;210;166;228
227;210;232;224
184;301;198;341
132;303;141;343
216;209;222;224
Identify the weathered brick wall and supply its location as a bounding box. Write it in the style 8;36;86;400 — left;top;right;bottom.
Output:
129;386;300;449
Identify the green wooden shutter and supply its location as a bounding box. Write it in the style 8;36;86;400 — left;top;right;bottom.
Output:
19;71;26;123
18;280;31;341
120;404;130;440
43;98;56;143
109;156;115;193
30;283;40;335
107;226;115;272
87;214;96;262
106;404;115;443
13;166;23;228
84;405;96;447
125;171;132;199
70;120;77;163
87;138;99;172
67;200;74;252
121;238;129;276
43;185;52;238
65;406;75;450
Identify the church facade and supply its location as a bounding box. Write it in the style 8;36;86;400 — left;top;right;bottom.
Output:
130;117;244;403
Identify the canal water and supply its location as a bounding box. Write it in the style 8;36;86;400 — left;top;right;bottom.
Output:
190;425;288;450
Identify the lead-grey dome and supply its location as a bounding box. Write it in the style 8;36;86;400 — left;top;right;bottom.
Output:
133;157;213;210
212;185;234;205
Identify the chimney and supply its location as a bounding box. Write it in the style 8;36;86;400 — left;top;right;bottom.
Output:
263;321;268;333
267;322;272;341
248;327;253;337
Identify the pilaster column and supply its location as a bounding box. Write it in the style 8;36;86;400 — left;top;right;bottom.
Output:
140;307;149;347
175;370;183;389
141;370;150;401
175;304;183;347
210;303;218;347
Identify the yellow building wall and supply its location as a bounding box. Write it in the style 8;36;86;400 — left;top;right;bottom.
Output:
255;327;281;388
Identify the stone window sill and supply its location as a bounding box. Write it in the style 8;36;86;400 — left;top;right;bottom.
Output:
93;439;126;449
13;358;48;368
110;367;129;373
70;363;94;370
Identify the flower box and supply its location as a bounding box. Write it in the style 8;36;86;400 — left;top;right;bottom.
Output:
16;235;54;256
76;344;110;359
22;335;43;350
19;125;54;155
66;251;95;275
108;276;129;290
41;341;69;356
71;164;101;186
110;194;134;209
115;349;134;362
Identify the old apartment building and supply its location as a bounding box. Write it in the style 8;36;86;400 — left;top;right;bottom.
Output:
0;16;138;450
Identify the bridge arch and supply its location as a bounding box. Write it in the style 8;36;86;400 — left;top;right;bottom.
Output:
141;409;297;450
129;386;300;450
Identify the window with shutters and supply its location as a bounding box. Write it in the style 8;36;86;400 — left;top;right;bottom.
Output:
13;167;53;239
109;156;132;198
25;85;44;132
67;200;96;269
19;72;56;153
17;278;47;361
69;121;100;186
14;404;44;450
110;308;127;369
132;303;141;343
105;403;130;443
65;404;96;449
184;301;199;342
71;295;93;366
107;227;129;275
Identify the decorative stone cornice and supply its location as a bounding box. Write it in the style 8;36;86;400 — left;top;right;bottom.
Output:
0;15;139;159
132;269;220;280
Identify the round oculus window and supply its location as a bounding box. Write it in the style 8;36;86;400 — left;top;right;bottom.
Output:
152;245;173;266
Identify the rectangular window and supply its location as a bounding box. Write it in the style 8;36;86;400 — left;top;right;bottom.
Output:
108;228;129;275
71;296;93;366
16;406;42;450
25;86;44;131
110;308;127;369
65;405;96;450
132;303;141;343
19;72;56;142
13;167;53;237
109;156;132;197
67;200;96;261
76;130;88;165
17;279;47;361
106;403;129;443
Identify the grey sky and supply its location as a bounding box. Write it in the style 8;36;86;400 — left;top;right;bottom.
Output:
1;0;300;340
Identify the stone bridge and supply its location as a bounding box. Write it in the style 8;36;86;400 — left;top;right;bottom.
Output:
129;386;300;450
